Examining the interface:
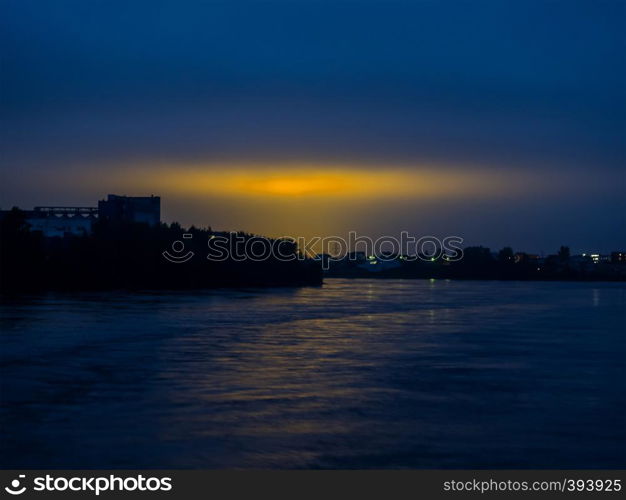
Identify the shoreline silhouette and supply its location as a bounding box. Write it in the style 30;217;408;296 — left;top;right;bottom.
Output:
1;207;624;292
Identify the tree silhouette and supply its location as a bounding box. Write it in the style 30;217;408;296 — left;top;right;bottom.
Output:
558;246;570;262
498;247;514;263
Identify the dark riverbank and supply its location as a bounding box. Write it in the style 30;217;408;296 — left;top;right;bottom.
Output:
0;209;322;292
325;248;626;282
327;269;626;282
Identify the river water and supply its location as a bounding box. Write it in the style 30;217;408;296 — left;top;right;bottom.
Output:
1;279;624;468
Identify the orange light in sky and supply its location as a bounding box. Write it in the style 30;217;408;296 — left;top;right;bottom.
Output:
106;164;525;200
21;161;596;240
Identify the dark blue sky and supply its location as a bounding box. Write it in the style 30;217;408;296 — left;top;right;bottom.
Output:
1;0;624;252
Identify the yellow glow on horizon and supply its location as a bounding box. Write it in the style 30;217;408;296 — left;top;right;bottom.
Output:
24;161;611;242
226;171;353;197
106;163;526;200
